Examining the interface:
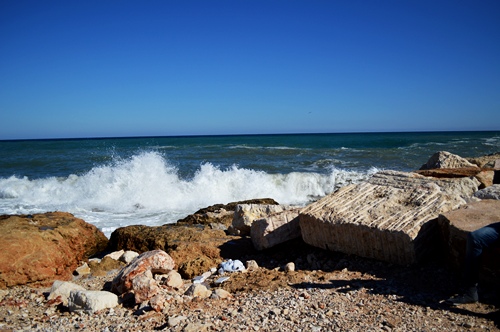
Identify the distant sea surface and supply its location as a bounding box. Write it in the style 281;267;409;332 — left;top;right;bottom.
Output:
1;131;499;237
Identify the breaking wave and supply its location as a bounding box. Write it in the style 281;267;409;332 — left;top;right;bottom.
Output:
0;151;375;237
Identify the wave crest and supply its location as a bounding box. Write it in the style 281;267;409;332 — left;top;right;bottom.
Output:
0;151;373;236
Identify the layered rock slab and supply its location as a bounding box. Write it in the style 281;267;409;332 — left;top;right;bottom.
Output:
299;171;479;265
250;207;302;250
229;204;294;236
0;212;108;288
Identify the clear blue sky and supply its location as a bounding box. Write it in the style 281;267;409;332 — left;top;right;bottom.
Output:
1;1;499;139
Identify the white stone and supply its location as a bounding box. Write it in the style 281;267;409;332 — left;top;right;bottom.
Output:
246;260;259;271
48;281;86;305
163;270;183;289
284;262;295;272
168;315;187;327
105;250;125;261
68;290;118;313
74;262;91;276
211;288;232;299
185;284;212;299
120;251;139;264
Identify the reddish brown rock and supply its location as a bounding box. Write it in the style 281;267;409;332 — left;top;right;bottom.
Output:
416;167;482;178
107;223;255;279
416;167;494;189
111;250;175;299
0;212;108;289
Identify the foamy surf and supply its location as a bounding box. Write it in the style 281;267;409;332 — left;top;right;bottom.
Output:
0;151;374;237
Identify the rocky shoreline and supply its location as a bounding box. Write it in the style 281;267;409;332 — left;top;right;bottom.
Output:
1;151;500;331
1;244;499;331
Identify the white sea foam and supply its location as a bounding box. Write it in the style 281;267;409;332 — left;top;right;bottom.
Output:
228;145;304;151
484;136;500;147
0;151;373;237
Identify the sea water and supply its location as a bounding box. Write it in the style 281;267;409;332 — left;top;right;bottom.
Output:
1;132;499;237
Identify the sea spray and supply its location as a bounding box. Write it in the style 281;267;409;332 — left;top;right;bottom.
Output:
0;151;373;237
2;132;497;237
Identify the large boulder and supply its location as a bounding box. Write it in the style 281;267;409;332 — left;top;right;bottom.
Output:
0;212;108;288
229;204;297;236
299;170;479;265
250;207;302;250
438;200;500;283
111;250;175;303
418;151;495;188
420;151;478;170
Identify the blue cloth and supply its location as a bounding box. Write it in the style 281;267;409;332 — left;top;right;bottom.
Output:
218;259;245;274
464;221;500;286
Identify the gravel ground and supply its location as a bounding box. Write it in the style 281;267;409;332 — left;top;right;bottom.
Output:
1;251;499;332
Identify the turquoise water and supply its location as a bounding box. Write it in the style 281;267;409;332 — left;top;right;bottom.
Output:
1;131;499;236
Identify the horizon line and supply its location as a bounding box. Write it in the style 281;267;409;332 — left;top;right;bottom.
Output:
1;129;500;142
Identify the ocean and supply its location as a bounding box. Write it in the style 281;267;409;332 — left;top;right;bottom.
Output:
1;131;499;237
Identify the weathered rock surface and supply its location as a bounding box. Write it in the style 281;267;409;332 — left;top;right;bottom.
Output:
88;256;126;277
416;167;494;189
108;220;260;279
299;170;479;265
438;199;500;282
111;250;175;303
229;204;299;236
160;270;184;289
417;151;497;188
68;290;119;313
250;207;302;250
0;212;108;288
185;283;212;299
420;151;478;170
120;251;140;264
177;198;279;228
47;281;86;306
474;184;500;200
467;152;500;168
